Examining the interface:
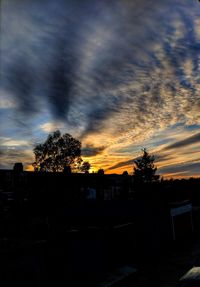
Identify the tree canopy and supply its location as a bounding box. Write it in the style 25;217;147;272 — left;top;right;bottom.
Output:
32;130;82;172
97;168;104;175
133;148;159;183
80;161;91;174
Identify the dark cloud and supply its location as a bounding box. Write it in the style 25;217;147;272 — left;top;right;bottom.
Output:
0;149;25;158
106;158;135;171
7;57;36;116
159;160;200;175
81;103;120;137
106;152;167;171
82;145;105;157
108;154;200;176
3;0;200;134
1;0;200;174
48;41;73;119
164;132;200;150
0;148;32;169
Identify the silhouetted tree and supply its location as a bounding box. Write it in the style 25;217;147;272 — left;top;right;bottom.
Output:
80;161;91;174
122;171;128;176
32;130;82;172
133;148;159;183
13;162;23;172
97;168;104;175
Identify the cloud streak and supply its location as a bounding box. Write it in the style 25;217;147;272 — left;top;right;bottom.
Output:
1;0;200;175
82;145;106;157
164;132;200;151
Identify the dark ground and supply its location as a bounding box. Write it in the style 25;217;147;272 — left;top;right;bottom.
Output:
114;237;200;287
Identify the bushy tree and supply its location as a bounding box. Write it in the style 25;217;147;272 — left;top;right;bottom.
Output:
122;171;128;176
32;130;82;172
133;148;159;183
80;161;91;174
97;168;104;175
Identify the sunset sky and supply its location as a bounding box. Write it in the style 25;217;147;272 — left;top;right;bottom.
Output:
1;0;200;178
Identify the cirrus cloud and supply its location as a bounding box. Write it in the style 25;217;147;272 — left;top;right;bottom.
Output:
1;0;200;175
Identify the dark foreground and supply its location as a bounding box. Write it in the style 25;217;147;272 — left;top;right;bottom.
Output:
1;171;200;286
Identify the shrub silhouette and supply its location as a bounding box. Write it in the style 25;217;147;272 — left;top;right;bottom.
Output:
97;168;104;175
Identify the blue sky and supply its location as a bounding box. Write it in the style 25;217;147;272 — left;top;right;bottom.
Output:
0;0;200;177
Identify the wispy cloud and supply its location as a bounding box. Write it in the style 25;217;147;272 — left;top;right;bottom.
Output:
0;138;30;147
39;122;65;133
1;0;200;175
0;148;33;169
82;144;106;157
163;132;200;151
159;159;200;177
106;158;135;172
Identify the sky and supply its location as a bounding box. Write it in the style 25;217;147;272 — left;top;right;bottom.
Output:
0;0;200;178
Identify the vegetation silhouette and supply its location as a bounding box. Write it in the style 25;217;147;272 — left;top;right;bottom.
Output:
32;130;82;172
80;161;91;174
122;171;128;176
13;162;23;172
133;148;159;183
97;168;104;175
1;148;200;286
